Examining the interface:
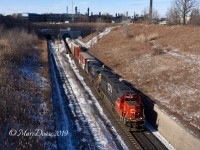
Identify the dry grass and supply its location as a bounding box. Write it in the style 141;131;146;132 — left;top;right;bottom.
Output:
135;33;159;43
37;40;52;108
80;31;99;43
88;24;200;137
135;34;148;43
0;26;54;149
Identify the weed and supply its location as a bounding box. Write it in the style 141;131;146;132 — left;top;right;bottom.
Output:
135;33;159;43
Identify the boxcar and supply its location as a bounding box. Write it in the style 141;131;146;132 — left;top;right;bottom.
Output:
79;52;95;70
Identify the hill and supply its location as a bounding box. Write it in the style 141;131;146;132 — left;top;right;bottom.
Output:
87;24;200;137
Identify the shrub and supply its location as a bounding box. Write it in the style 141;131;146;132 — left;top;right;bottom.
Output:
147;33;159;41
135;34;147;43
135;33;159;43
2;28;37;62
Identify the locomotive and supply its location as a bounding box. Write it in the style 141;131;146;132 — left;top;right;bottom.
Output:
66;38;145;130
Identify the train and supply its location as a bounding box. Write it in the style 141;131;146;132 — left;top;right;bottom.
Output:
66;38;145;131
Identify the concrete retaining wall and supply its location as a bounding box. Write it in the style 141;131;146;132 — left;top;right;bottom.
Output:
152;105;200;150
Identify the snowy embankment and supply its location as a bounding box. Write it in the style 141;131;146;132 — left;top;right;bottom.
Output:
66;27;176;149
1;44;56;149
50;40;128;149
75;27;112;48
49;41;74;150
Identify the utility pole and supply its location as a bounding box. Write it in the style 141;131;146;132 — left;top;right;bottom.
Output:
66;6;68;14
75;6;78;15
87;7;90;17
149;0;153;23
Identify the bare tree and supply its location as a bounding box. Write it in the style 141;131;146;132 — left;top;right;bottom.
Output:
142;8;149;22
166;6;181;25
152;9;160;21
142;8;160;23
189;8;200;25
173;0;198;24
96;18;105;33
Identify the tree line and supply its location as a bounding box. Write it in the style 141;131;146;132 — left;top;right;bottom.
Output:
166;0;199;25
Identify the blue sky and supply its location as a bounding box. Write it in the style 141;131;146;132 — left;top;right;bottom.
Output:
0;0;175;17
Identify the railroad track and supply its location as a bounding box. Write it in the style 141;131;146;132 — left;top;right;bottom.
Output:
52;44;140;149
131;130;168;150
60;51;126;149
132;131;156;150
63;41;167;150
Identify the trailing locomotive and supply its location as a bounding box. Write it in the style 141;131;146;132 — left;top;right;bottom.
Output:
66;38;145;130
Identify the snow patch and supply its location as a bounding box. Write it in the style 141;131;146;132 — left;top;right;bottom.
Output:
52;41;128;150
74;27;112;48
66;55;130;150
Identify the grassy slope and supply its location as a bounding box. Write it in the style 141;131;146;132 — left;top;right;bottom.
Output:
0;31;55;149
88;24;200;137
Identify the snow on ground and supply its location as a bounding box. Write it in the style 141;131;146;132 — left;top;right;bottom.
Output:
51;41;128;149
74;27;112;48
64;36;181;148
51;40;178;149
0;45;57;149
161;46;200;65
84;24;200;139
49;41;74;150
19;61;47;89
66;51;128;150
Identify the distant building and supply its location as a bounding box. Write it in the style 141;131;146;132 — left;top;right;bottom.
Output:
89;15;99;22
8;13;29;22
180;16;191;24
27;10;134;23
28;13;89;23
21;13;29;22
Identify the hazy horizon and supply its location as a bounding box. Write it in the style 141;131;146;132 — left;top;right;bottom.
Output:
0;0;175;17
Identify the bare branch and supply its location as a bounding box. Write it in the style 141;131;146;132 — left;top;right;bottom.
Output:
168;0;199;24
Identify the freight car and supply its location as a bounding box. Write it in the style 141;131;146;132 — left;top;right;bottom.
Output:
79;52;94;70
66;38;145;131
71;42;83;60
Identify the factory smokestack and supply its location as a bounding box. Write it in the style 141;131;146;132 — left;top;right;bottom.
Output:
75;6;77;14
87;7;90;16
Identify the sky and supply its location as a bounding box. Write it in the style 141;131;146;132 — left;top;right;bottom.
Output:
0;0;179;17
